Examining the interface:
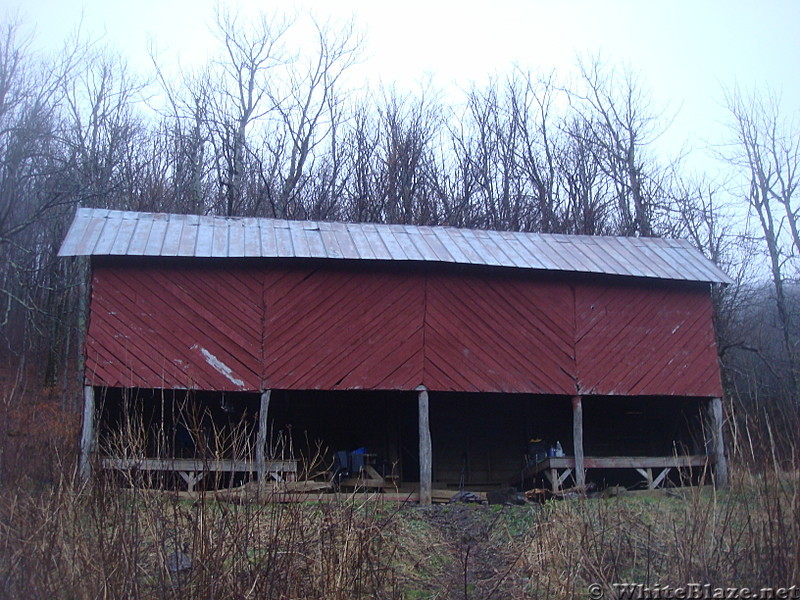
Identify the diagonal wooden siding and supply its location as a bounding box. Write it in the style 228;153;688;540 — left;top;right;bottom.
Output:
574;281;723;396
86;263;262;391
423;271;577;394
263;265;425;390
85;260;724;397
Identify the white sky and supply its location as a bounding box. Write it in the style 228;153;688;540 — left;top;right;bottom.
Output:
6;0;800;176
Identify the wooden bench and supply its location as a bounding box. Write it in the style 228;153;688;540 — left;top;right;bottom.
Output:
100;457;299;492
512;455;714;492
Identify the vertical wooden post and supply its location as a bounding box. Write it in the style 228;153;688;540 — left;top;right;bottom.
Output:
75;257;90;413
572;395;585;488
417;386;432;505
256;390;271;481
79;386;96;482
708;397;729;488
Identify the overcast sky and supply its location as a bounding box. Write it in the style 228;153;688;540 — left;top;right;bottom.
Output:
6;0;800;175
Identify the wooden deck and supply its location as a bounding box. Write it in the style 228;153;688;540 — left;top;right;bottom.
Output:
512;455;714;491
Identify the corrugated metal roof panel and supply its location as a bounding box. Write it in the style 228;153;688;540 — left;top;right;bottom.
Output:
110;215;137;255
274;223;294;257
94;211;122;255
378;226;408;261
304;223;327;258
144;213;169;256
453;229;489;265
58;208;733;284
430;227;465;263
319;223;344;259
287;220;312;258
79;209;109;255
391;225;422;261
242;218;261;256
178;215;199;256
361;223;392;260
258;220;277;256
227;220;245;257
505;232;549;270
333;222;359;259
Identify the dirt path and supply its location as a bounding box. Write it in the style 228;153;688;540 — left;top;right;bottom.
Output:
416;503;535;600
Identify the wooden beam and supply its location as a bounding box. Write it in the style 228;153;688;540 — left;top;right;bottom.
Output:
572;395;585;487
256;390;271;482
79;386;96;482
100;457;297;474
417;386;432;505
709;397;729;488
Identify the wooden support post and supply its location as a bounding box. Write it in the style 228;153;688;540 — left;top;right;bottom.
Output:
256;390;271;482
708;397;729;488
417;386;432;506
572;395;585;487
79;386;96;482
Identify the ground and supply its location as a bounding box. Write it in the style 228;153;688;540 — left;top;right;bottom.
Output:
0;474;797;599
414;503;537;599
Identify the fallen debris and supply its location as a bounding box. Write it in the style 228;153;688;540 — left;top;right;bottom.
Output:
447;490;486;504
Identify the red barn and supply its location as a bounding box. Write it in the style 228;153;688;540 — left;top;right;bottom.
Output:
59;208;731;500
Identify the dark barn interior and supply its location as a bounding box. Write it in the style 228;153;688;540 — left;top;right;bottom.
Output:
97;387;710;491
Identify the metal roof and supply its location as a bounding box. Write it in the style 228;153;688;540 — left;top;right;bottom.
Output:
58;208;733;284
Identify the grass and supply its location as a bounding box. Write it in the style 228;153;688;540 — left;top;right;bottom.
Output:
1;382;797;599
523;470;800;599
0;466;797;599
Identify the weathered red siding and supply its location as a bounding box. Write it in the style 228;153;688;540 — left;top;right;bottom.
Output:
85;260;723;397
263;264;425;390
86;263;262;391
574;281;722;397
423;272;576;393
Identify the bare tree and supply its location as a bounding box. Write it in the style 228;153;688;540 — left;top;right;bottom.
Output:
508;71;562;232
208;8;292;217
377;88;442;225
723;87;800;403
269;16;360;218
569;58;667;236
60;48;145;209
557;117;613;234
0;20;81;243
0;20;93;389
